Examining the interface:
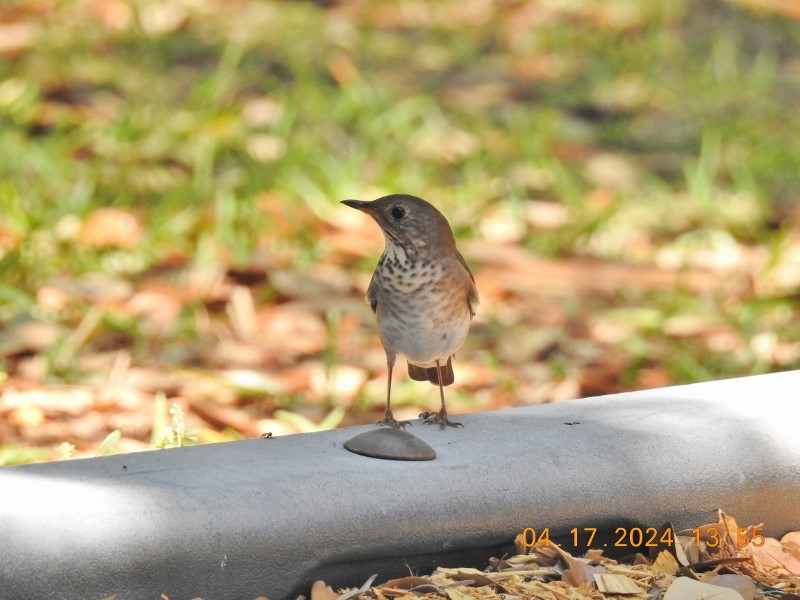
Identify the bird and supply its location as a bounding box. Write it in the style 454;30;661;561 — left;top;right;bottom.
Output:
341;194;478;429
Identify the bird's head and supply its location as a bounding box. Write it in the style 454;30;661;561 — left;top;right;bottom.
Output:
341;194;456;259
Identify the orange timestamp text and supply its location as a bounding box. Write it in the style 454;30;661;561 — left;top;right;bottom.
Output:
520;526;766;549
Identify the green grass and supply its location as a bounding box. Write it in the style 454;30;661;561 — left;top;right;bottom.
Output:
2;1;798;276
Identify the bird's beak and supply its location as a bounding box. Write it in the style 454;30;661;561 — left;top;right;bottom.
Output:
341;199;376;215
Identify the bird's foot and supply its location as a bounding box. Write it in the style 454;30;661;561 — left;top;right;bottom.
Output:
376;410;411;429
420;411;463;430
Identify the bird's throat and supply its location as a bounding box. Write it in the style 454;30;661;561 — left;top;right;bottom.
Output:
382;238;409;264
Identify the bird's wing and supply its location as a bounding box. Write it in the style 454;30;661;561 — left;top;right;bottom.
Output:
455;251;479;318
366;276;379;314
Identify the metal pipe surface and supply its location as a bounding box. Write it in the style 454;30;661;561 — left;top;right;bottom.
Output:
1;371;799;599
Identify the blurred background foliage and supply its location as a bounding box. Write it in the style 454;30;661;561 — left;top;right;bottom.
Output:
1;0;799;464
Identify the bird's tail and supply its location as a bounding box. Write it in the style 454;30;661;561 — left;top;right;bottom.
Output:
408;357;455;386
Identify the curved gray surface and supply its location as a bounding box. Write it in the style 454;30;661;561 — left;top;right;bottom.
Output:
1;371;799;599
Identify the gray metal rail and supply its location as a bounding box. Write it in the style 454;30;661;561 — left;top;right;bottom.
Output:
1;371;798;599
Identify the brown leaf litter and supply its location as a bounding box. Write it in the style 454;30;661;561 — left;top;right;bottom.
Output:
310;511;800;600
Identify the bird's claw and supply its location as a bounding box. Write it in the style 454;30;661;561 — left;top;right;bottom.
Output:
377;413;411;429
420;411;463;430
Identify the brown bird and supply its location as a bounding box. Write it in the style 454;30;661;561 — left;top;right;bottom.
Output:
342;194;478;429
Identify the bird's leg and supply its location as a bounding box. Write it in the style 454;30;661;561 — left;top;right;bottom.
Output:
377;355;410;429
423;358;463;429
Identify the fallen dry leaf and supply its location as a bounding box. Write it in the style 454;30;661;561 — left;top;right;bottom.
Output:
704;574;756;600
783;531;800;560
0;386;95;415
662;577;742;600
548;539;608;587
593;573;643;595
79;208;142;249
257;304;327;356
310;580;337;600
382;576;435;590
747;536;800;575
651;550;680;575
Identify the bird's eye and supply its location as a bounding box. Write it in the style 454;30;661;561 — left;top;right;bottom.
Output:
391;206;406;219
